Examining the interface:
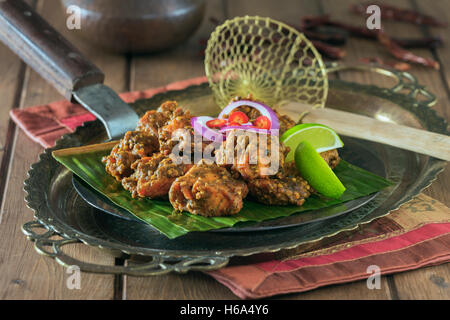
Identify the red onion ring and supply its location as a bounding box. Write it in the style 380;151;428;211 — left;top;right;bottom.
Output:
218;100;280;130
191;116;225;142
220;125;279;135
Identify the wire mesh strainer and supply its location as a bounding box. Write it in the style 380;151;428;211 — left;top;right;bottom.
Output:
205;16;328;109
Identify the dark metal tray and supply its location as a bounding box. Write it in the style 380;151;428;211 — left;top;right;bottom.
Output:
71;137;381;232
22;65;448;275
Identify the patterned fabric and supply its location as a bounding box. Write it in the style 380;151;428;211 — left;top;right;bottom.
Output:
9;77;450;299
206;194;450;298
10;76;208;148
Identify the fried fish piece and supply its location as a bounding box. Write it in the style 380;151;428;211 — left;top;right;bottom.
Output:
247;149;341;206
215;130;289;180
104;98;341;215
169;161;248;217
158;112;193;155
136;101;187;135
102;130;159;181
277;112;296;135
136;100;196;156
136;110;170;136
247;162;312;206
320;149;341;169
247;175;312;206
157;100;187;119
122;153;192;199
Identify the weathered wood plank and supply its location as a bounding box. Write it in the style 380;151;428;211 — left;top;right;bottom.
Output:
125;271;239;300
0;0;31;205
384;0;450;299
320;0;450;300
0;47;23;167
276;280;393;300
226;0;318;22
409;0;450;206
413;0;450;96
130;1;224;90
125;0;391;300
124;0;229;299
393;264;450;299
0;0;440;300
0;48;25;228
0;0;130;299
225;0;394;300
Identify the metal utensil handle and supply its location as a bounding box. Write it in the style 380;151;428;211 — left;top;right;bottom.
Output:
326;62;437;108
22;220;230;276
0;0;104;99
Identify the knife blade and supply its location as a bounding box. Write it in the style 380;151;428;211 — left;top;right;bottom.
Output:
73;84;139;140
0;0;139;140
282;102;450;161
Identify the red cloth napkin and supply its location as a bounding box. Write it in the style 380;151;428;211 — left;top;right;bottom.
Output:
206;194;450;298
10;76;208;148
10;77;450;299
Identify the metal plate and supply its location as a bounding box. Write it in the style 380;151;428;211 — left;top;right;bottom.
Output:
72;176;140;223
71;136;381;232
23;65;449;275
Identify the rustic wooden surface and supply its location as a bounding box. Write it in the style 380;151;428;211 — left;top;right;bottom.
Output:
0;0;448;300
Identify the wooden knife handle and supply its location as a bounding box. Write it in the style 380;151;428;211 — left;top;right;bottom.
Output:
282;102;450;161
0;0;104;99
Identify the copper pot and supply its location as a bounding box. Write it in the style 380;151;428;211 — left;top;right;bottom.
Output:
60;0;206;53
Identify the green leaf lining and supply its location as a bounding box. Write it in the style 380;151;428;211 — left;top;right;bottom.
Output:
53;144;393;239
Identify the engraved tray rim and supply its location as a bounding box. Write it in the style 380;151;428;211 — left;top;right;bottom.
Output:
22;65;449;275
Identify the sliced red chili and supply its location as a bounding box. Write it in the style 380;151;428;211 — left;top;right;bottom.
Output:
253;116;271;129
228;111;249;125
206;118;227;129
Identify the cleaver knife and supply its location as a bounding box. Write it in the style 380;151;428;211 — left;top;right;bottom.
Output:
1;1;449;162
0;0;139;140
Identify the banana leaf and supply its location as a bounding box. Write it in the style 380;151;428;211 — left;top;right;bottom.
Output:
53;142;393;239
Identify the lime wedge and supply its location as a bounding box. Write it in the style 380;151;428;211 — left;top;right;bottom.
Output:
281;123;344;162
294;141;346;199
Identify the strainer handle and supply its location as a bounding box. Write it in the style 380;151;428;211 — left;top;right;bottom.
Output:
0;0;105;100
326;62;437;108
22;220;230;276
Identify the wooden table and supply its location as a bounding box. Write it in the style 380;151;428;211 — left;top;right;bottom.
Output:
0;0;448;300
